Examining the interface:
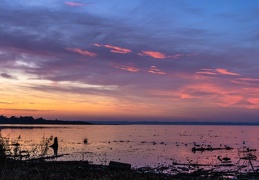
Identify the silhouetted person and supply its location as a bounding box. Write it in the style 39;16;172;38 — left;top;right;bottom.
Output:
49;137;58;156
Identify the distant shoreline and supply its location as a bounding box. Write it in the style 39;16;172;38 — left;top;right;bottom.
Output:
0;115;91;125
91;121;259;126
1;115;259;126
2;122;259;126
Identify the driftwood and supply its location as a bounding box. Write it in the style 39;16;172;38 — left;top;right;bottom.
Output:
109;161;131;170
25;154;68;161
192;146;233;153
173;162;235;167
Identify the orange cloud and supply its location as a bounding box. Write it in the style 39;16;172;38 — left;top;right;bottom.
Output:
104;44;132;54
148;66;166;75
138;50;166;59
215;68;240;76
111;63;140;72
66;48;96;57
64;2;85;7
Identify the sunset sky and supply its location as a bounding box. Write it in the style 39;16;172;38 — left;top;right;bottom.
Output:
0;0;259;122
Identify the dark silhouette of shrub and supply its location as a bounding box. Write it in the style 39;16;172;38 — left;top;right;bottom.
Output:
0;132;6;161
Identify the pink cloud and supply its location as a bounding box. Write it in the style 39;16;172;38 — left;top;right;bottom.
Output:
196;68;240;76
64;2;85;7
239;77;259;82
111;63;140;72
93;43;101;47
218;95;243;107
248;98;259;105
104;44;132;54
138;50;197;59
231;77;259;86
180;83;259;109
195;69;217;75
148;66;166;75
66;48;96;57
138;50;166;59
111;63;166;75
215;68;240;76
196;71;217;75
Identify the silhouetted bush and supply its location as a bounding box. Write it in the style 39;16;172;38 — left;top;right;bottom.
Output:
0;131;6;161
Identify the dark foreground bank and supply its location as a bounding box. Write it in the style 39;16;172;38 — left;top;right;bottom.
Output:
1;159;259;180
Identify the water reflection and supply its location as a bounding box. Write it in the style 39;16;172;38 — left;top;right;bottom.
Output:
0;124;259;171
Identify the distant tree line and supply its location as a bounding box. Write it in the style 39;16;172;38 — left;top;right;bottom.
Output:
0;115;91;125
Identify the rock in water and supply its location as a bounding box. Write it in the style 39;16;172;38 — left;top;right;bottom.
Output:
109;161;131;170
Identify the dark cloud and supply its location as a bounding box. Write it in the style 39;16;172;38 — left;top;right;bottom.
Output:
25;84;116;96
1;73;16;79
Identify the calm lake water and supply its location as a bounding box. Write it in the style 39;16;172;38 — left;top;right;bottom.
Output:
1;124;259;171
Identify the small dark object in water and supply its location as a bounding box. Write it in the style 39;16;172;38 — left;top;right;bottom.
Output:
11;143;20;146
109;161;131;170
83;138;88;144
192;146;233;153
222;157;231;161
218;156;231;163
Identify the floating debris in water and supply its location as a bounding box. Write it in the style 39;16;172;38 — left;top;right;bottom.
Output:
83;138;88;144
192;146;233;153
